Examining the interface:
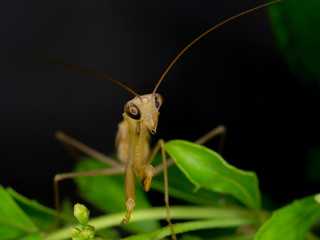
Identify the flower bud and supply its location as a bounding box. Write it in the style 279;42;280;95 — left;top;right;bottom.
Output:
70;227;81;239
81;225;96;239
74;203;90;226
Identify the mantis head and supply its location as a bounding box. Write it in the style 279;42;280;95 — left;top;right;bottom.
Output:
124;93;163;134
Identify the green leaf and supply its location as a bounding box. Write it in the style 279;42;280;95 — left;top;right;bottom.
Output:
269;0;320;88
0;185;38;240
25;233;44;240
74;157;160;233
165;140;260;210
7;187;72;230
255;194;320;240
95;227;119;239
152;154;238;207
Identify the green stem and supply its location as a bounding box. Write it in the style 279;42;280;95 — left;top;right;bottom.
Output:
44;206;256;240
124;218;256;240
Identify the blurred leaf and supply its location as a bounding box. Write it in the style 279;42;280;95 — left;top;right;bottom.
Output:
255;194;320;240
165;140;260;210
74;157;160;233
0;185;38;239
60;198;76;224
269;0;320;88
7;187;74;230
95;227;119;239
25;233;44;240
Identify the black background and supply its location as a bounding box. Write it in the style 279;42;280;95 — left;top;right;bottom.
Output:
0;0;319;210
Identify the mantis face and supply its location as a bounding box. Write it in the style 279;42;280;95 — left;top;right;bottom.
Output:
124;93;163;134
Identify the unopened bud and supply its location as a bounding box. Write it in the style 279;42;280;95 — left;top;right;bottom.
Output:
70;227;81;239
74;203;90;226
81;225;96;239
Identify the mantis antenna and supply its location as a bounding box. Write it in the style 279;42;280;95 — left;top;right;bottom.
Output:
152;0;283;95
0;53;142;101
0;0;282;99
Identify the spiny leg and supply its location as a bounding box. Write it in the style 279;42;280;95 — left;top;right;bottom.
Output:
53;166;125;228
154;124;226;175
55;131;122;167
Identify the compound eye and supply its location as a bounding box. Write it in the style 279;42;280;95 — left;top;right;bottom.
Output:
124;102;141;120
154;93;163;111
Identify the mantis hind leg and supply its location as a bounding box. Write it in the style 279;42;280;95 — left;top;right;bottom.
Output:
53;166;125;228
194;124;226;154
53;131;125;228
55;131;122;168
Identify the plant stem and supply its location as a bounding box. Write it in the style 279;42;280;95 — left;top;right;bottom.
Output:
124;218;256;240
44;206;256;240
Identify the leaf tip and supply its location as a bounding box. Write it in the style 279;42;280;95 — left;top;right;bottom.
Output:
314;194;320;204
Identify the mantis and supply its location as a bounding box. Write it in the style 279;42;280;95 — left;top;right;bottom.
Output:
0;0;282;239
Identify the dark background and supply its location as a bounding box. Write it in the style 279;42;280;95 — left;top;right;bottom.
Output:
0;0;319;210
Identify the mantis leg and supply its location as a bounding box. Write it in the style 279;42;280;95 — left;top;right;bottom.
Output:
194;124;226;153
154;124;226;175
55;131;122;168
139;125;226;238
140;139;177;240
122;164;135;223
53;166;125;228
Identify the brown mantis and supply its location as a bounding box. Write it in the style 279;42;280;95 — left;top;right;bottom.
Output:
0;0;282;239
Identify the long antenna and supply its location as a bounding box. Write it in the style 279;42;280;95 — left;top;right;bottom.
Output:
152;0;282;95
0;53;142;99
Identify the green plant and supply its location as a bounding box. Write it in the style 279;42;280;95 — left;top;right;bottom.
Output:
0;140;319;240
70;204;102;240
269;0;320;89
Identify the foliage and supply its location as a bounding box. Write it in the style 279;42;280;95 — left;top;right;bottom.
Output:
0;140;319;240
269;0;320;89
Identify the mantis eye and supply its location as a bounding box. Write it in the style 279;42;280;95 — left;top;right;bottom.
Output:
155;93;163;111
124;102;141;120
